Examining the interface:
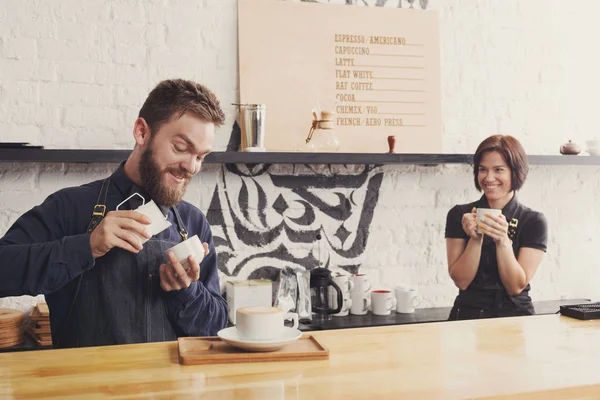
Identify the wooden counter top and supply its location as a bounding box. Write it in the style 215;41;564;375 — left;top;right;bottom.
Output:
1;315;600;399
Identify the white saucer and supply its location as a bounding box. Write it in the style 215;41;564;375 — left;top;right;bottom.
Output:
217;326;302;352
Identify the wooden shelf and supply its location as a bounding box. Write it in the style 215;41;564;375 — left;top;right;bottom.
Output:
0;149;599;165
0;149;132;164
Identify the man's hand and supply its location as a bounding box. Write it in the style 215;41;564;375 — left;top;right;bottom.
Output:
160;242;209;291
89;210;152;258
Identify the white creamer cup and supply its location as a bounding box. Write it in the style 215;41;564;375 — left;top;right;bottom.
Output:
165;235;206;270
116;194;171;244
135;200;172;243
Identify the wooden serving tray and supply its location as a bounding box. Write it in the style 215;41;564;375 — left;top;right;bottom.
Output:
178;334;329;365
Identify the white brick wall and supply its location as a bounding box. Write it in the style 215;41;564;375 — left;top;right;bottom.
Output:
2;0;600;313
0;0;238;148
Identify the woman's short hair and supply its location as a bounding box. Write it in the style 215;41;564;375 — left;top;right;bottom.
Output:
473;135;528;192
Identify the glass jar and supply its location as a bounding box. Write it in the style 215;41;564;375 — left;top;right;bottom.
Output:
305;111;340;152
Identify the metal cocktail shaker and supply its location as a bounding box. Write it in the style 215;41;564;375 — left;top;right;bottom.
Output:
237;103;266;152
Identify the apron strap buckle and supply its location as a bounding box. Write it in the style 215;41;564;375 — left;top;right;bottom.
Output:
172;205;188;241
92;204;106;217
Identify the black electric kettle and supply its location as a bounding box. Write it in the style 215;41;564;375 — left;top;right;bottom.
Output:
310;268;343;322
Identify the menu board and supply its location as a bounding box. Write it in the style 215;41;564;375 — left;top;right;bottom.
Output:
238;0;441;153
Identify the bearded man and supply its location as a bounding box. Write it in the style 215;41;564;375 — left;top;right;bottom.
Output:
0;79;228;349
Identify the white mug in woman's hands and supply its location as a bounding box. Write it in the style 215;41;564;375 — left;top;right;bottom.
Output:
477;210;509;244
476;208;502;234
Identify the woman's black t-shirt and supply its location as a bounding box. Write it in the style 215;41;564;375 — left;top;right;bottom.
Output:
445;194;548;294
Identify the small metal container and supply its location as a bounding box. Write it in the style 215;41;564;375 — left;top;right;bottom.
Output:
237;103;266;152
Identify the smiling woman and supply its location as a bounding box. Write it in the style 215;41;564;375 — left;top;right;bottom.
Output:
444;135;548;321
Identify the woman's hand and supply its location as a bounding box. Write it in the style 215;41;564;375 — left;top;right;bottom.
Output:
462;207;482;240
478;212;511;246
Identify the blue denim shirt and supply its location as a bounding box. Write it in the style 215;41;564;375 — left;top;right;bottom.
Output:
0;162;228;340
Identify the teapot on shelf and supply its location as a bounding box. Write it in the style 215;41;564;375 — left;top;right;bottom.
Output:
560;140;581;155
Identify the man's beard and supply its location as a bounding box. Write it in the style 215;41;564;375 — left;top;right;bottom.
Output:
139;144;192;207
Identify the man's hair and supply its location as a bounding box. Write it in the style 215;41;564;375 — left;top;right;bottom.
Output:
473;134;528;192
138;79;226;134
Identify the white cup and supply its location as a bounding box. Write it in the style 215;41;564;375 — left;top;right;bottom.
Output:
332;274;354;294
165;235;206;270
235;306;299;341
371;290;397;316
350;274;371;315
476;208;502;234
333;294;352;317
329;288;353;317
331;274;354;317
395;287;421;314
585;139;600;156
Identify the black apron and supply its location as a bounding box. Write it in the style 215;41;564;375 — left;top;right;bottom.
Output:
53;178;189;348
449;230;534;321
